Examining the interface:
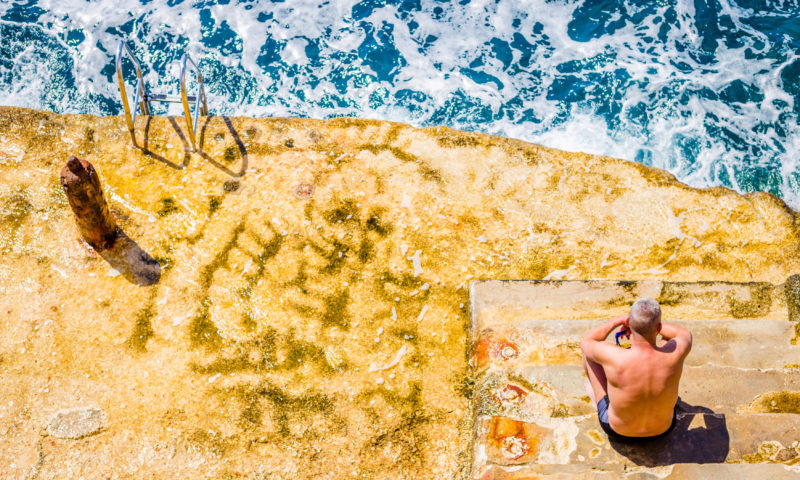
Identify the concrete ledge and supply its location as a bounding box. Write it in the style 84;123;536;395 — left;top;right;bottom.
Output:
476;463;800;480
474;320;800;369
475;365;800;418
474;413;800;468
470;280;789;333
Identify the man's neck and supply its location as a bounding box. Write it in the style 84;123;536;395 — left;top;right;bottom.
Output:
630;333;658;348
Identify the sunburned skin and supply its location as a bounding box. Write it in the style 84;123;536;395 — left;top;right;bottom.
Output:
580;308;693;438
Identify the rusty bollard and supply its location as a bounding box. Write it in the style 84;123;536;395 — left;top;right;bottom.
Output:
60;155;118;250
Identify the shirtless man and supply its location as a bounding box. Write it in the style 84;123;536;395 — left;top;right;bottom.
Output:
579;298;692;442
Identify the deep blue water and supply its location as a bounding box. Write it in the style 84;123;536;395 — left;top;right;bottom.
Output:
1;0;799;206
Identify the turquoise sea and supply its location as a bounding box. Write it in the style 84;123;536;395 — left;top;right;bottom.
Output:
1;0;799;207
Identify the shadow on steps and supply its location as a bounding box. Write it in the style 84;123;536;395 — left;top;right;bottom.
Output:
610;400;729;466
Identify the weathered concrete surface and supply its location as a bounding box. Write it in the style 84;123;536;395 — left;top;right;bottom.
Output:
476;365;800;417
471;280;788;327
478;463;800;480
2;107;800;479
475;413;800;467
475;319;800;369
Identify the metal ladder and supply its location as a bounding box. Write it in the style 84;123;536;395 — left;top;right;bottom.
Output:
115;41;209;151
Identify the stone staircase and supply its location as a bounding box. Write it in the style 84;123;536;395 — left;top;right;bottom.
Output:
469;280;800;479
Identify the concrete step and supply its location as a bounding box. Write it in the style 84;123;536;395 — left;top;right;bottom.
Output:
475;365;800;418
474;413;800;469
477;463;800;480
470;280;790;329
474;320;800;370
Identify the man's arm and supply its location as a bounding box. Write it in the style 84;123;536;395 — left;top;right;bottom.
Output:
579;315;628;363
659;322;692;353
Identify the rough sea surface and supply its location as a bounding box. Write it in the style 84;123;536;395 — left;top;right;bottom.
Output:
1;0;799;206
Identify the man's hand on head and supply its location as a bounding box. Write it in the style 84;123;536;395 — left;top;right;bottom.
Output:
581;315;630;364
610;314;629;336
611;315;629;327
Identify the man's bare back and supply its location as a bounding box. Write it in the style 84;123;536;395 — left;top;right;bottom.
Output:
580;298;692;440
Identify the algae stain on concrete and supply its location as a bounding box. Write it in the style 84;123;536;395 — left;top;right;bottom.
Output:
359;381;433;474
740;440;788;464
747;392;800;414
208;196;222;217
156;197;179;217
191;328;278;375
1;190;33;245
223;381;335;437
727;283;773;318
189;299;223;349
359;143;443;183
2;190;32;226
127;298;156;352
657;283;686;306
785;274;800;323
320;290;350;329
189;223;248;349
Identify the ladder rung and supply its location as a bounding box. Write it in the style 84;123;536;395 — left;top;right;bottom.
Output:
145;93;198;103
117;40;208;151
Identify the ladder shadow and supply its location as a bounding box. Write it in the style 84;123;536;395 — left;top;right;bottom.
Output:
197;115;248;178
608;399;730;466
130;116;247;180
132;116;191;170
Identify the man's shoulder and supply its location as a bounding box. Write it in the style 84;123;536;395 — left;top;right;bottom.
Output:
658;337;691;354
671;337;692;357
590;339;626;363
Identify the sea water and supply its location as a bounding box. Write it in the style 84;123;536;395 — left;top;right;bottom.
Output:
1;0;798;207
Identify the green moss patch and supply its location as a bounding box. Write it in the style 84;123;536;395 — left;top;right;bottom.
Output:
157;197;179;217
727;283;773;318
189;300;223;349
436;133;480;149
127;301;155;352
748;391;800;414
208;196;222;217
225;381;335;436
359;144;443;183
657;283;687;306
1;190;33;231
785;275;800;322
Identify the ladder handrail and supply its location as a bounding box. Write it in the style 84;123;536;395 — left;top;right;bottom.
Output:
115;40;209;152
115;41;150;144
179;53;209;151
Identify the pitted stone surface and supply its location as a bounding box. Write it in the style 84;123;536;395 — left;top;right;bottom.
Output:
476;365;800;417
470;280;787;329
47;406;107;439
477;463;800;480
475;320;800;369
474;412;800;468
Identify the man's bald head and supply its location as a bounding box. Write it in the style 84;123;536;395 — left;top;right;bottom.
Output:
629;298;661;337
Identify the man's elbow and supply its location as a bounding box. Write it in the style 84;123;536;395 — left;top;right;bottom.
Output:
579;336;592;354
682;332;693;351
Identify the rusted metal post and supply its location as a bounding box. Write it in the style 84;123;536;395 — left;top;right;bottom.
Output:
60;155;118;250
